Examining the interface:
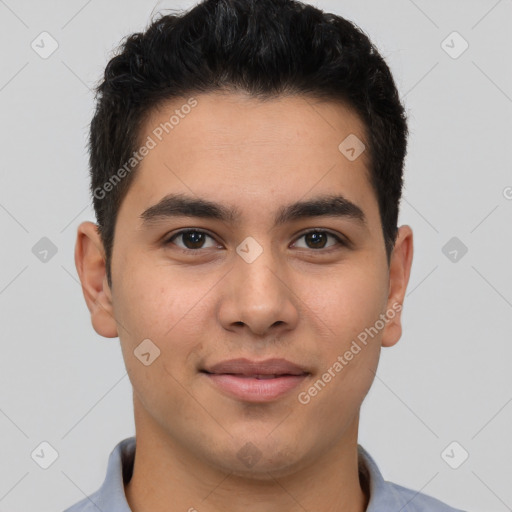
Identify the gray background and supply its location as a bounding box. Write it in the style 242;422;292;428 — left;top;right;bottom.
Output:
0;1;511;511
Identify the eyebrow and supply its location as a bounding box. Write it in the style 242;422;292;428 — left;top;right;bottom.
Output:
139;192;367;228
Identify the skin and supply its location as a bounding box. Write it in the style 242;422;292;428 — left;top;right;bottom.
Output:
75;92;413;512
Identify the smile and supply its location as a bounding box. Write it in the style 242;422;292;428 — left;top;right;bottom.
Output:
201;371;309;402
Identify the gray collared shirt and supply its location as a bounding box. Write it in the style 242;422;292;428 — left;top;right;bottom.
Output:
63;437;466;511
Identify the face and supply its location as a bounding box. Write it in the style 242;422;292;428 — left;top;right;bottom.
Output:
76;92;413;478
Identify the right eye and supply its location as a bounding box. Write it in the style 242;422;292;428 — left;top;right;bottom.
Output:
164;229;220;251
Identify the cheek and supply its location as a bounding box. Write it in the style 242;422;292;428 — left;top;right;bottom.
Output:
111;260;216;386
112;267;208;424
112;255;205;339
297;263;386;403
303;262;388;343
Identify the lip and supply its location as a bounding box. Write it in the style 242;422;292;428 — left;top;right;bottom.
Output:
201;358;310;403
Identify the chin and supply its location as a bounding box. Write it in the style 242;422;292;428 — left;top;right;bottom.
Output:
204;434;310;480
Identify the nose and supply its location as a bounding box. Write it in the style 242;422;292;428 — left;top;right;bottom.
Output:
218;245;300;337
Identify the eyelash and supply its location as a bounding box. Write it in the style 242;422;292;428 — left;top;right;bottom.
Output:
163;228;347;253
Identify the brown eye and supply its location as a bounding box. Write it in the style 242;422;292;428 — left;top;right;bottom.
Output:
166;230;217;250
304;231;328;249
293;230;345;250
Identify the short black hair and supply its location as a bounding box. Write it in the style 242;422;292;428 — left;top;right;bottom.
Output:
88;0;408;288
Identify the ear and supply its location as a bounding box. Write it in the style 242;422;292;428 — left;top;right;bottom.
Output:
381;225;414;348
74;221;118;338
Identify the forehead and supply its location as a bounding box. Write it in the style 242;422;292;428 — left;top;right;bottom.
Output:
142;92;368;159
120;91;378;228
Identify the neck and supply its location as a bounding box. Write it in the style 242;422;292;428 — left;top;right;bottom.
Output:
125;397;369;512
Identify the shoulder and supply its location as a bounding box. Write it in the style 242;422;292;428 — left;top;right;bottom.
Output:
62;436;136;512
384;480;467;511
62;489;103;512
357;444;467;512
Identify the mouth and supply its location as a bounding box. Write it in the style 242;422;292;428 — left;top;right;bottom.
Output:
200;358;311;402
202;373;302;379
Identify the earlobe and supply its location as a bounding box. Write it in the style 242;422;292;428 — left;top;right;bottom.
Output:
74;221;119;338
381;225;414;348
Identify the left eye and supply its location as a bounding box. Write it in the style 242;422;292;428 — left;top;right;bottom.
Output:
165;229;344;251
292;230;343;250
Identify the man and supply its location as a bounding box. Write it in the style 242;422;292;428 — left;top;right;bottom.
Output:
66;0;465;510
